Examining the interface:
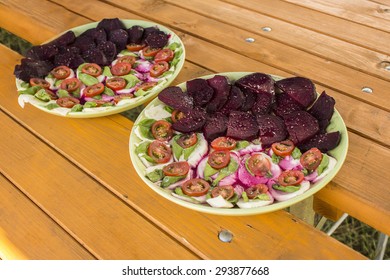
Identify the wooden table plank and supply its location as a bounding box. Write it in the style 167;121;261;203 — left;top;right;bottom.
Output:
0;173;95;260
0;46;364;259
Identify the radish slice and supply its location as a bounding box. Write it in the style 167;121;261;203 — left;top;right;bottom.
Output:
144;104;172;120
236;192;274;208
268;180;310;202
180;133;208;168
164;170;193;190
237;143;263;156
279;156;301;171
171;193;207;204
206;196;234;208
313;156;337;183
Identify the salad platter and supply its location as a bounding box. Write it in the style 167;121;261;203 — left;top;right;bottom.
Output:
14;18;185;118
129;72;348;216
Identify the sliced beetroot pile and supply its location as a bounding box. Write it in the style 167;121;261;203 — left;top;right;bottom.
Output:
240;89;257;112
308;91;335;132
256;115;287;146
220;85;244;115
226;111;259;140
276;77;316;108
235;72;275;94
284;111;319;144
252;92;273;116
203;112;228;141
158;86;194;113
274;93;303;118
186;78;214;107
299;131;341;153
172;107;207;133
96;18;125;32
206;75;230;113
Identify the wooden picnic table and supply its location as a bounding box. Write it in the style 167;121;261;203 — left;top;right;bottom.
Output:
0;0;389;260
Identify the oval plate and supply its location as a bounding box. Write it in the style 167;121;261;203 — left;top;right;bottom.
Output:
129;72;348;216
16;19;185;118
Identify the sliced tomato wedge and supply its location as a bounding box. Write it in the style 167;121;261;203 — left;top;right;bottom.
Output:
177;133;197;149
162;161;190;177
271;140;295;157
137;81;157;91
245;184;268;199
147;140;172;163
278;170;304;186
247;153;271;177
106;77;126;91
300;148;323;171
211;137;237;151
151;120;173;141
117;55;136;65
150;61;169;77
60;78;81;92
208;150;230;169
181;179;210;197
171;110;185;123
56;97;80;108
51;66;71;79
126;43;146;51
84;82;104;97
211;185;234;200
29;78;50;89
111;62;132;76
154;48;174;62
142;46;161;57
81;63;102;77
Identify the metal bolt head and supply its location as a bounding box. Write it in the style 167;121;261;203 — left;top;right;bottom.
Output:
361;87;373;94
218;229;233;242
262;26;272;32
245;37;255;43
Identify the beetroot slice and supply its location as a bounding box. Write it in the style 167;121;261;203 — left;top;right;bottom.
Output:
256;115;288;146
127;25;144;44
172;107;207;133
206;75;230;113
203;112;228;141
308;91;335;132
158;86;194;113
276;77;316;108
108;29;129;53
274;93;304;118
220;85;244;115
97;18;125;32
298;131;341;153
186;78;214;107
284;111;319;144
240;88;257;112
226;111;259;140
252;91;273;116
235;72;275;94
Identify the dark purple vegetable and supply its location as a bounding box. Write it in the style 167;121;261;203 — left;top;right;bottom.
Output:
226;111;259;140
14;58;53;81
127;25;144;44
108;29;129;53
252;91;273;116
220;85;244;115
299;131;341;153
79;28;107;44
308;91;335;132
96;18;125;32
145;30;169;49
172;107;207;133
142;27;159;41
98;41;117;64
158;86;194;113
25;44;58;61
54;51;78;67
235;72;275;94
240;89;257;112
203;112;228;141
186;78;214;107
284;111;319;144
256;114;287;146
71;35;96;53
48;31;76;47
274;93;304;118
81;49;107;66
275;77;316;108
206;75;230;113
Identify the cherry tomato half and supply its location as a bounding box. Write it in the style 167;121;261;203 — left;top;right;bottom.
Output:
126;43;146;51
278;170;304;186
247;153;271;177
162;161;189;177
300;148;323;171
137;81;157;91
81;63;102;77
111;62;132;76
117;55;136;65
142;46;161;57
30;78;50;89
154;49;174;63
51;65;71;79
211;137;237;151
208;150;230;169
84;82;104;97
151;120;173;141
211;185;234;200
60;78;81;92
271;140;295;157
147;140;172;164
106;77;126;91
150;61;169;77
181;179;210;197
56;97;80;108
245;184;268;199
171;110;185;123
177;133;198;149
